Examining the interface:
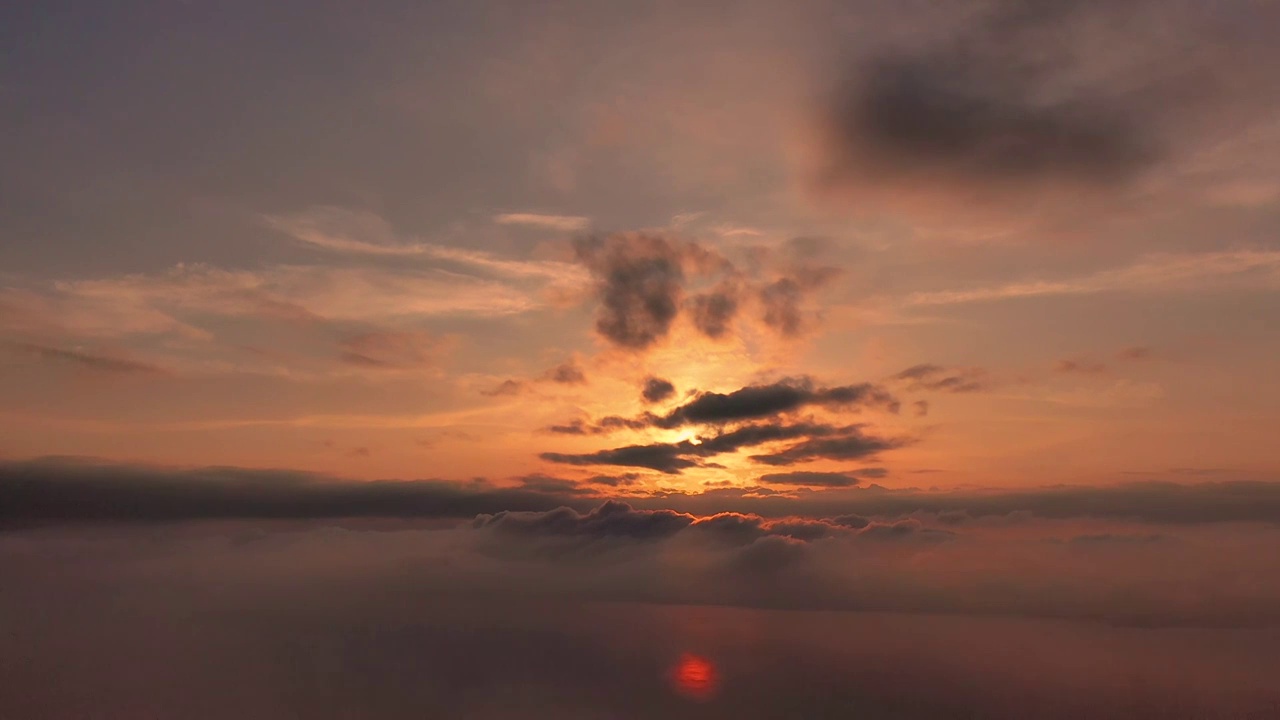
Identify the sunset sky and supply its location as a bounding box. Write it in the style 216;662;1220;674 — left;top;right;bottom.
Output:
4;0;1279;489
4;1;1280;717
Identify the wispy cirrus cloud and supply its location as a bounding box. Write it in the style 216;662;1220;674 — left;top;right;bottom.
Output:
1;263;543;343
493;212;590;231
266;207;589;284
1;341;164;375
906;250;1280;307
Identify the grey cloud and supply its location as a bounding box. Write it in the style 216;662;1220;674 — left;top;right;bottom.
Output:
572;234;691;350
822;0;1160;194
686;289;739;339
544;361;587;384
640;377;676;403
572;233;848;349
757;263;841;338
891;364;986;393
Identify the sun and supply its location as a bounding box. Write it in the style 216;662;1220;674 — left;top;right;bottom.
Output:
669;652;719;701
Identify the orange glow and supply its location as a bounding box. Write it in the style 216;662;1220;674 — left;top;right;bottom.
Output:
670;652;719;701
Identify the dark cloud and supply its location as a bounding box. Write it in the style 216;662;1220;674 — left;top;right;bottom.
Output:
0;458;593;524
544;361;587;385
12;458;1280;530
820;0;1160;196
686;289;739;339
756;471;861;488
541;422;889;474
541;443;701;474
2;341;162;374
750;430;908;466
545;415;655;435
549;377;900;437
912;400;930;417
661;377;900;427
640;377;676;403
891;364;986;393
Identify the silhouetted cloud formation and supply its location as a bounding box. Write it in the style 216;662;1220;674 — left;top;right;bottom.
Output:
541;422;899;474
756;471;861;488
541;443;702;474
0;458;585;523
661;377;899;427
641;376;676;403
547;376;900;436
750;430;907;466
8;458;1280;528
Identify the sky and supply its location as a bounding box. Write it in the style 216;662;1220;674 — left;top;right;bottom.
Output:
4;0;1280;717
